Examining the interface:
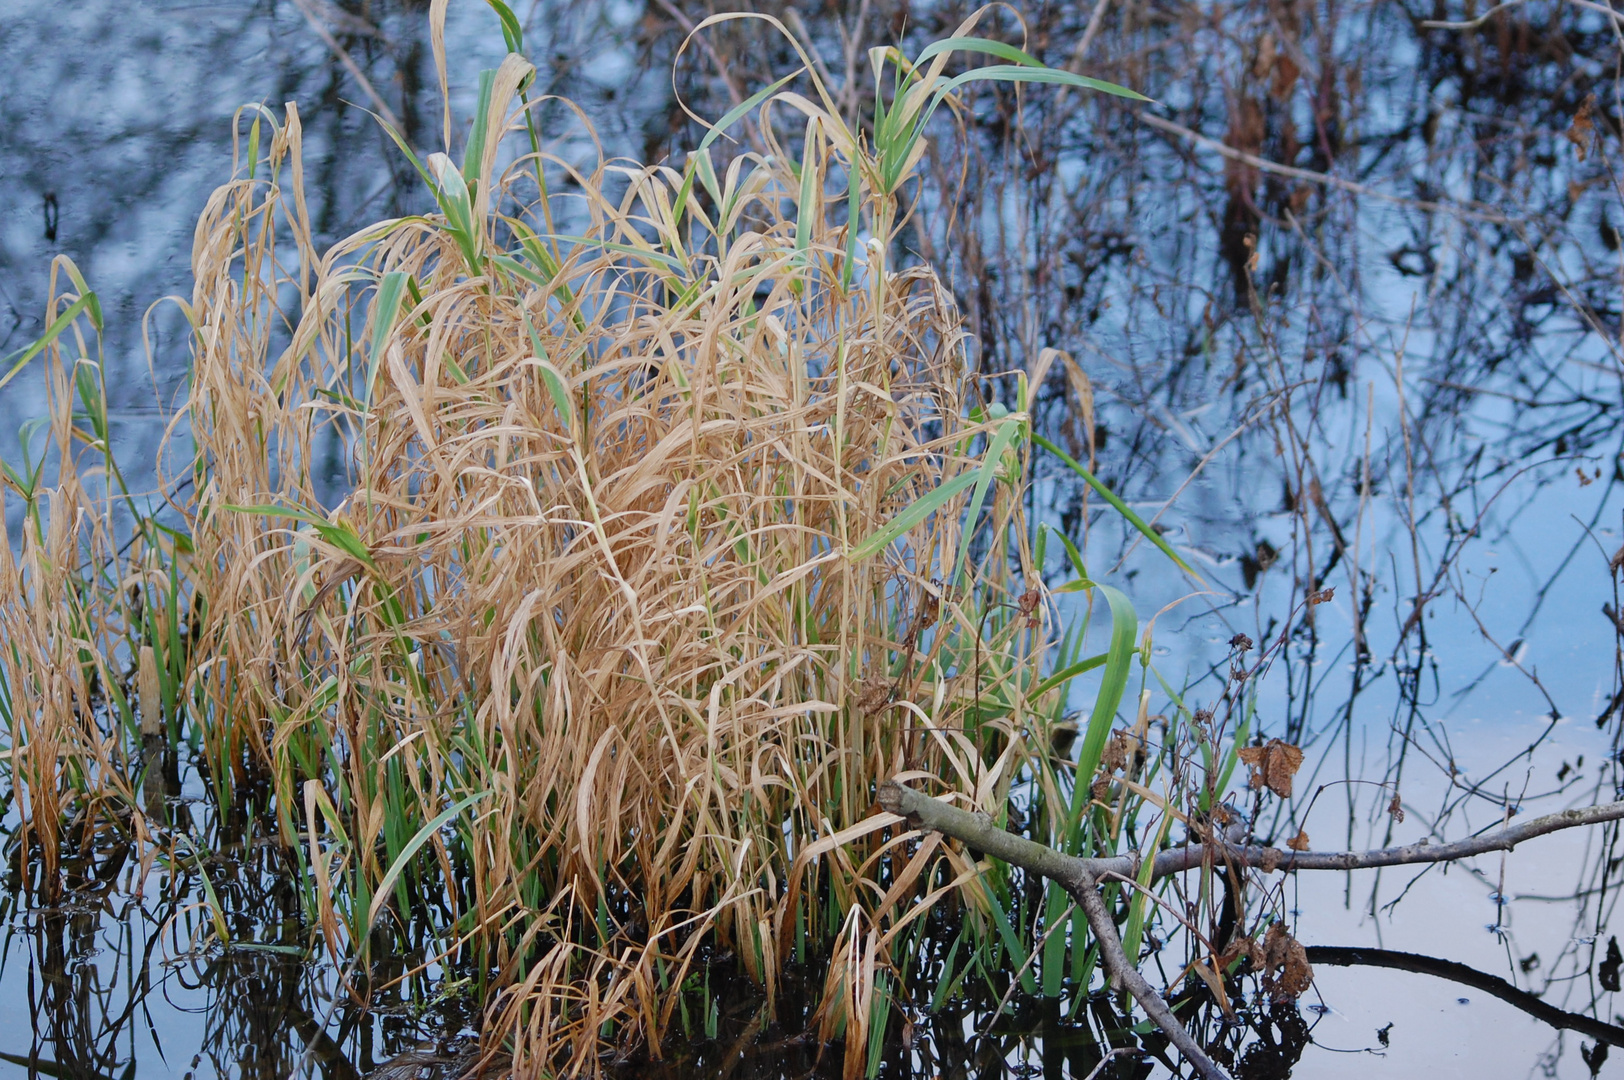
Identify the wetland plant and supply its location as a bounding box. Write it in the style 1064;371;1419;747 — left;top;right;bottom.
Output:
0;8;1317;1078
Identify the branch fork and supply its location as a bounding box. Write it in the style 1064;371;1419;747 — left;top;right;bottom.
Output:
877;779;1624;1080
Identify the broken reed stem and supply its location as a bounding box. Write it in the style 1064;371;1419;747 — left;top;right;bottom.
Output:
876;780;1624;1080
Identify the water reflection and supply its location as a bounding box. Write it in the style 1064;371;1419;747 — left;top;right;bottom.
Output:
0;769;491;1079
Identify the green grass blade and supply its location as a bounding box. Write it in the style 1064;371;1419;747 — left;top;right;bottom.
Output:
1032;432;1199;580
913;36;1048;69
949;415;1022;585
54;259;103;333
1039;881;1070;997
1069;584;1137;829
522;308;574;428
365;271;409;410
365;790;491;936
986;886;1037;996
483;0;524;51
697;72;800;155
0;295;94;394
794;120;820;264
848;470;980;562
1048;523;1089;582
462;68;497;187
938;64;1149;101
224;503;378;570
1030;652;1108;699
1120;811;1173;963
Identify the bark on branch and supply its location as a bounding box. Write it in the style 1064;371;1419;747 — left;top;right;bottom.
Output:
876;781;1232;1080
875;780;1624;1080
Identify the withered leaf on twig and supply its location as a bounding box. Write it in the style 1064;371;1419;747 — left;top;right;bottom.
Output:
1238;738;1305;798
1286;827;1310;851
1387;792;1405;823
1570;94;1596;160
1261;922;1314;1003
1600;936;1622;993
1219;934;1262;973
1100;729;1134;774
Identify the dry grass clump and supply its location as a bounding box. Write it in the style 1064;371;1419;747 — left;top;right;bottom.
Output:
1;11;1155;1076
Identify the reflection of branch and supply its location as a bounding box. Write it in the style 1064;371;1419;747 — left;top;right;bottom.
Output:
290;0;403;133
1421;0;1624;30
0;1051;122;1080
1307;946;1624;1050
1138;112;1513;225
286;1001;362;1080
876;781;1624;1080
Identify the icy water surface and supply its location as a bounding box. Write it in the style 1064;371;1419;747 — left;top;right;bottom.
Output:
5;0;1624;1076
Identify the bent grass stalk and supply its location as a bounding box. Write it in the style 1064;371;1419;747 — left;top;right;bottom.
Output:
0;7;1210;1076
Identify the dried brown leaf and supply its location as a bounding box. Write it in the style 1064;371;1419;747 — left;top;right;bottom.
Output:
1100;729;1134;774
1237;738;1305;798
1570;94;1597;160
1218;934;1261;972
1261;923;1314;1003
1286;827;1310;852
1270;52;1301;102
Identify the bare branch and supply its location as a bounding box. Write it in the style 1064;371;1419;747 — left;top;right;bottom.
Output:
878;780;1624;883
1137;112;1514;225
877;781;1234;1080
876;780;1624;1080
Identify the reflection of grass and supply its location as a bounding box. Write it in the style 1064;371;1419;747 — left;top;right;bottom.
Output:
0;9;1212;1076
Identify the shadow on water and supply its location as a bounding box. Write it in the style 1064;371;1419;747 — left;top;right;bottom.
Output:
7;0;1624;1076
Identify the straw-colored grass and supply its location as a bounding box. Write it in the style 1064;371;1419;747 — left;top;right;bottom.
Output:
0;10;1173;1077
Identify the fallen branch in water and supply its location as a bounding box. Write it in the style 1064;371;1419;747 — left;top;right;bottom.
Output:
876;780;1624;1080
876;780;1232;1080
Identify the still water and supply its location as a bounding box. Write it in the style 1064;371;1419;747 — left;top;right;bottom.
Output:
3;0;1624;1076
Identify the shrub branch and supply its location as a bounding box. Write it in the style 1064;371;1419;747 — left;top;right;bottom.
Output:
877;780;1624;1080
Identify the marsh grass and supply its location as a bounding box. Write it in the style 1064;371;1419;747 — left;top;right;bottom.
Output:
0;8;1217;1076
